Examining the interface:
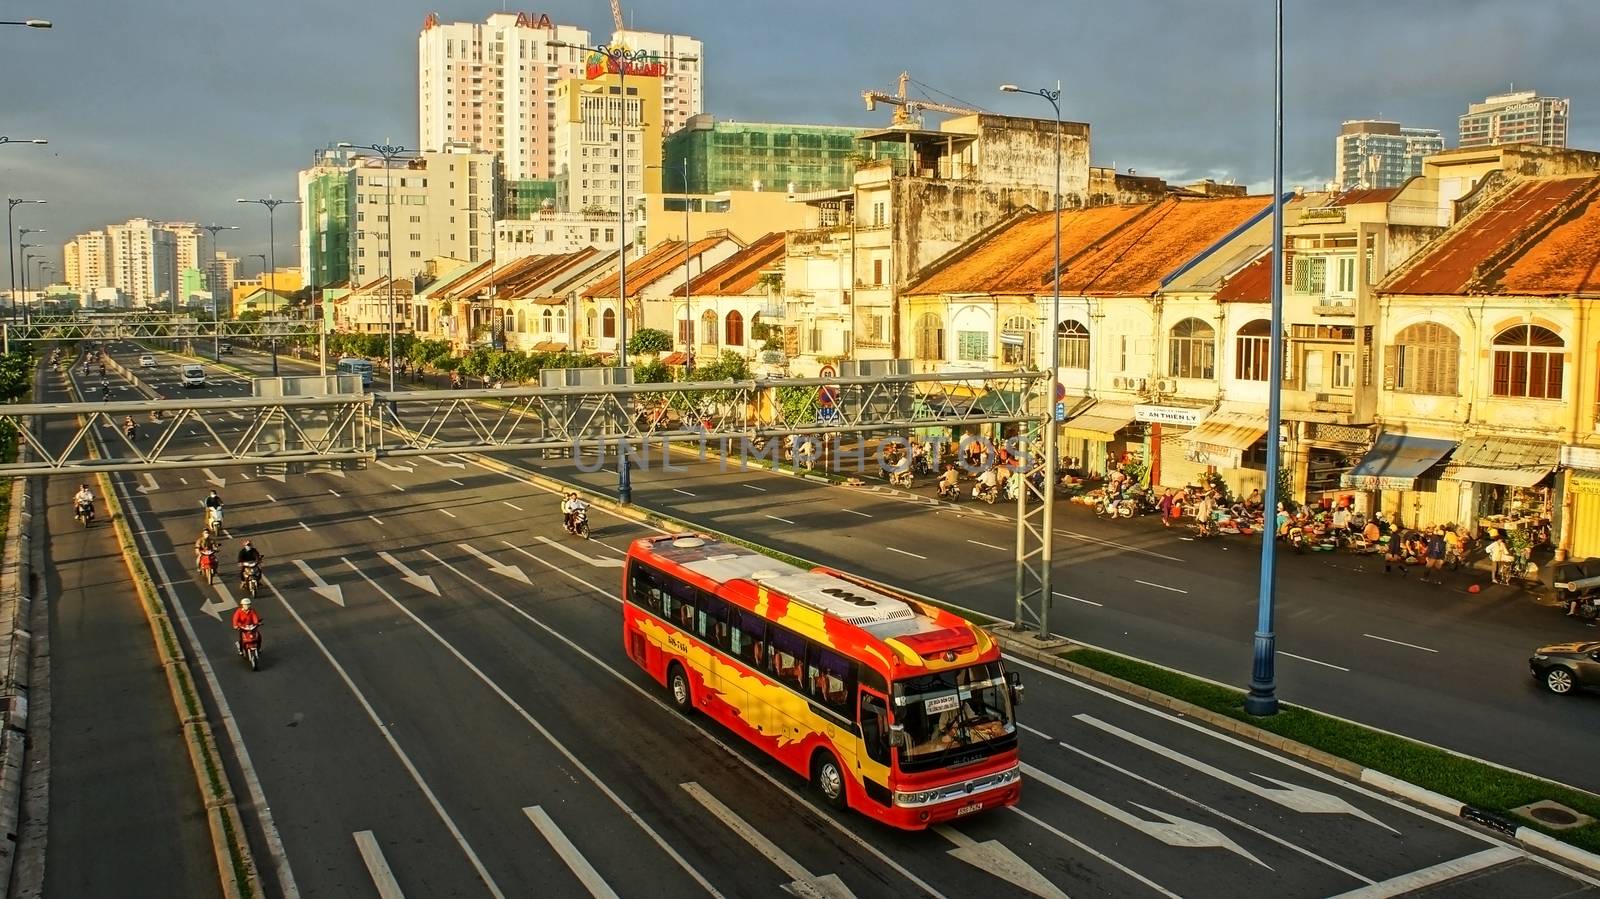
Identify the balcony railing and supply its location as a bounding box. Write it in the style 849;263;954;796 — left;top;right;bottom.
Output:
1313;300;1355;316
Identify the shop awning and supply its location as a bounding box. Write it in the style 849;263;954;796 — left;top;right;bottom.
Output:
1185;410;1269;452
1341;432;1456;490
1062;402;1136;441
1442;436;1559;487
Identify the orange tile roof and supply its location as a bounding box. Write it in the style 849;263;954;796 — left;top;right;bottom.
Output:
1329;187;1402;206
1060;195;1272;296
1214;253;1272;303
582;235;735;299
1487;186;1600;296
1383;176;1597;295
671;232;785;298
907;205;1151;296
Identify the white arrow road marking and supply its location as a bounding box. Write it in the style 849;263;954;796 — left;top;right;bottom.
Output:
457;543;531;584
502;501;523;512
202;467;226;489
524;807;620;899
1326;846;1520;899
933;826;1069;899
352;831;406;899
292;559;346;607
680;782;858;899
1021;762;1268;867
1075;715;1396;832
376;551;440;597
528;537;624;568
136;473;159;494
425;455;466;470
375;459;415;473
263;471;286;483
228;411;245;420
201;580;237;621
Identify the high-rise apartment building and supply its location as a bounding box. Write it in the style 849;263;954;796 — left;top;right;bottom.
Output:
207;252;239;311
1458;90;1570;148
161;222;203;277
63;230;113;294
1334;120;1444;189
105;218;178;305
417;13;702;183
554;72;663;215
299;145;499;287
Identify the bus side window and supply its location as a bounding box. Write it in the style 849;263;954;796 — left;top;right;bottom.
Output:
859;693;890;765
732;610;765;669
807;644;856;717
768;627;806;691
697;593;729;650
628;564;660;614
673;581;697;631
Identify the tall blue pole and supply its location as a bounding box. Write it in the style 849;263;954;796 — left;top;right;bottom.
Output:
1246;0;1285;716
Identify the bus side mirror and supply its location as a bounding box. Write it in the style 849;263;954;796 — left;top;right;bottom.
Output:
888;723;907;749
1006;671;1023;705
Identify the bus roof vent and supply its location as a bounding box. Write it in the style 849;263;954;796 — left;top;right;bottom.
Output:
671;537;707;549
749;569;784;580
764;573;917;626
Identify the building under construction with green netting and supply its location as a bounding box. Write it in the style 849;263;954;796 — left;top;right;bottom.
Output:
663;115;907;195
300;147;355;288
503;179;558;218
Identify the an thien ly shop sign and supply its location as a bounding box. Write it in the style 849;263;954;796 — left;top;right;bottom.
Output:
585;45;667;80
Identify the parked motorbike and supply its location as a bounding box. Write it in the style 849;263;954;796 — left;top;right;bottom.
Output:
239;623;262;671
565;507;591;539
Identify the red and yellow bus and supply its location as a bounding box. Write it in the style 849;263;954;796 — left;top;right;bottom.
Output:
623;533;1023;829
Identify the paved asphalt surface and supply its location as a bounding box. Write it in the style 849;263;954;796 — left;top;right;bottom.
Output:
35;341;1600;898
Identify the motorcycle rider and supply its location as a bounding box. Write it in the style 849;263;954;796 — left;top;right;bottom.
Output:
974;464;1000;501
938;463;960;499
73;483;95;519
231;597;262;656
560;492;588;533
194;528;218;573
237;539;264;588
122;415;138;439
203;489;225;532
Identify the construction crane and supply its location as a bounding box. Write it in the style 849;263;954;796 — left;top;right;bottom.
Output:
609;0;625;31
862;72;982;128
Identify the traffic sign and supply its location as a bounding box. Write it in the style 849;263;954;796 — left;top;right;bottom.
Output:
1054;383;1066;402
818;363;836;379
1054;402;1067;422
818;385;838;407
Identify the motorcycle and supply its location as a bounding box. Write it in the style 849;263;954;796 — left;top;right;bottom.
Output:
911;455;934;478
972;482;999;505
238;623;262;671
938;480;962;503
206;506;224;539
888;469;914;489
1286;526;1309;554
74;500;95;528
565;507;590;539
198;547;217;585
240;561;262;599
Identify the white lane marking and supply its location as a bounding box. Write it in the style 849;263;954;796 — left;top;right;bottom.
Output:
1010;807;1180;899
671;488;696;497
328;489;340;498
1281;651;1351;672
265;494;276;503
263;579;506;897
524;807;621;899
681;782;857;898
1328;847;1521;898
1052;737;1375;884
368;554;726;898
457;543;531;584
502;501;524;511
368;515;384;526
1053;591;1103;607
765;514;796;525
444;546;949;899
885;546;926;560
374;552;440;597
523;538;623;569
298;521;311;532
1017;722;1053;741
933;825;1069;899
179;477;188;485
291;560;346;607
439;509;457;519
967;539;1006;551
1362;633;1439;654
1075;714;1396;832
1134;579;1187;594
1057;529;1184;562
449;478;465;487
391;484;406;493
353;831;406;899
842;509;872;518
1021;762;1267;866
743;484;767;492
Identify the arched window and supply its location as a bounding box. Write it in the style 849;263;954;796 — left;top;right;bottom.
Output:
1168;317;1216;380
676;308;693;347
1492;325;1564;399
515;309;526;333
1057;320;1089;370
585;308;597;337
541;309;553;334
602;308;616;339
725;310;744;346
1234;319;1271;381
1001;315;1034;366
554;307;567;336
700;310;718;345
914;312;944;360
1389;322;1459;395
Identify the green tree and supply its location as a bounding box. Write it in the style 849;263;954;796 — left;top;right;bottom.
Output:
628;328;672;355
634;359;671;384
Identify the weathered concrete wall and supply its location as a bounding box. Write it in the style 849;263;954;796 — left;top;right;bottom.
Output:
971;115;1091;200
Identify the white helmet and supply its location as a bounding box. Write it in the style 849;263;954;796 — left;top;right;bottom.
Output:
239;597;252;608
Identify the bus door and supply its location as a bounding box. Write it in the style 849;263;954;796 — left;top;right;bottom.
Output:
855;689;894;807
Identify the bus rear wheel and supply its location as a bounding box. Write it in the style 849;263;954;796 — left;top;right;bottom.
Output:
812;752;847;810
667;663;694;715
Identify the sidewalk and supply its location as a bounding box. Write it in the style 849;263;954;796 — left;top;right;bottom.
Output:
35;366;216;898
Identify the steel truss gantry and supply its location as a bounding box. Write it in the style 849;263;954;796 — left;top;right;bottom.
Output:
2;316;322;345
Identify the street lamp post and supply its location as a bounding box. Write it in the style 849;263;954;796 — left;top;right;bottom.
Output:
1000;81;1063;639
201;224;239;361
236;197;299;375
7;198;45;322
18;228;44;319
337;142;411;391
550;40;697;504
0;19;50;27
30;256;49;315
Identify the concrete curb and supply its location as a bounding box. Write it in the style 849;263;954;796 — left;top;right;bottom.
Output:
64;369;261;899
0;472;33;899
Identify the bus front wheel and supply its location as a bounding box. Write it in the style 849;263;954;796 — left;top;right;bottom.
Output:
667;663;694;715
812;752;847;810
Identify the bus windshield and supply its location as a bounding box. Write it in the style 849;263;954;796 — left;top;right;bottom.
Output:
893;662;1015;762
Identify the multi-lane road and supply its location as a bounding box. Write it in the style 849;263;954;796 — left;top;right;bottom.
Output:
33;343;1600;897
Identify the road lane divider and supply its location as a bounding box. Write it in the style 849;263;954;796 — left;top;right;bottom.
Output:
352;831;407;899
523;807;622;899
1361;633;1439;654
679;782;858;899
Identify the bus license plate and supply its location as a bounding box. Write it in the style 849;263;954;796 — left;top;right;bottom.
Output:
955;801;983;817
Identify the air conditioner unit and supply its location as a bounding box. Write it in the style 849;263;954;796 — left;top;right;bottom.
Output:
1111;376;1128;390
1155;377;1176;393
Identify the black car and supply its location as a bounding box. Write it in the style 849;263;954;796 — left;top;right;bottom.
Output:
1530;641;1600;695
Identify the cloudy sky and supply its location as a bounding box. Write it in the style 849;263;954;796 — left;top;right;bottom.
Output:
2;0;1595;279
